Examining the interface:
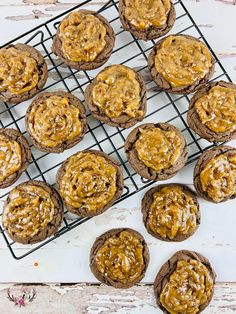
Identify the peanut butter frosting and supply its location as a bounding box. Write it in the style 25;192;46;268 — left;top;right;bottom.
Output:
0;134;22;182
195;85;236;133
92;65;144;119
0;47;39;95
135;127;182;171
27;95;82;148
154;36;212;88
200;153;236;202
3;184;55;239
124;0;171;30
160;259;214;314
59;11;107;62
148;186;198;240
94;230;145;284
59;152;117;211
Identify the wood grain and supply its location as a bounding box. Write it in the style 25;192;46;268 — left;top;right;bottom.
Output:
5;10;52;20
0;283;235;313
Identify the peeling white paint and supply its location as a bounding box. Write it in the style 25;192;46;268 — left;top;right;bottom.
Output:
49;284;84;295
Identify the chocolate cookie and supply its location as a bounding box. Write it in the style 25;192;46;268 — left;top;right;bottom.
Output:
188;81;236;143
84;64;147;128
52;10;115;71
148;34;215;94
90;228;149;288
125;123;188;181
142;184;200;241
0;44;48;104
0;128;31;189
119;0;176;41
154;250;216;314
194;145;236;203
25;91;87;153
56;150;124;217
2;180;63;244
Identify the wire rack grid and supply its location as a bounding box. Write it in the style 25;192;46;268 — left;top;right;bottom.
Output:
0;0;232;259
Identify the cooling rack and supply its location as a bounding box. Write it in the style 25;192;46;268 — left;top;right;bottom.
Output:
0;0;232;259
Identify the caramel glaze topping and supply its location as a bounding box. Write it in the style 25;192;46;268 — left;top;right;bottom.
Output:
27;95;82;148
95;230;145;284
59;12;107;62
0;134;22;182
155;36;212;88
60;152;117;211
0;47;39;95
160;259;214;314
200;153;236;203
148;186;198;240
3;184;55;239
124;0;171;30
135;127;182;171
195;86;236;133
92;65;144;119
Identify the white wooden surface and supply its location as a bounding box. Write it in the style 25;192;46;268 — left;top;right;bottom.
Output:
0;0;236;290
0;283;235;313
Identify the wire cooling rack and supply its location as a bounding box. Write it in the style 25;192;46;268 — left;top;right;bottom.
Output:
0;0;232;259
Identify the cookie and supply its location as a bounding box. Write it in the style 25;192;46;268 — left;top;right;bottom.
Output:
0;128;31;189
25;91;87;153
125;123;188;181
90;228;149;288
0;44;48;104
154;250;216;314
194;145;236;203
119;0;176;41
142;184;200;241
148;34;215;94
56;150;124;217
52;10;115;71
84;64;147;128
188;81;236;142
2;180;63;244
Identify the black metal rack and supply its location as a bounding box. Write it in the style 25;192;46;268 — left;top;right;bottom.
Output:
0;0;232;259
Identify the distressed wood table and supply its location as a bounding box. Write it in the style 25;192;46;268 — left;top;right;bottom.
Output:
0;0;236;313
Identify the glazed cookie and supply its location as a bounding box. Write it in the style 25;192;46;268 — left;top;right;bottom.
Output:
194;146;236;203
0;44;48;104
154;250;216;314
52;10;115;70
84;65;147;128
124;123;188;181
148;34;215;94
142;184;200;241
188;81;236;142
119;0;176;41
0;128;31;189
2;180;63;244
25;91;87;153
90;228;149;288
56;150;124;217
